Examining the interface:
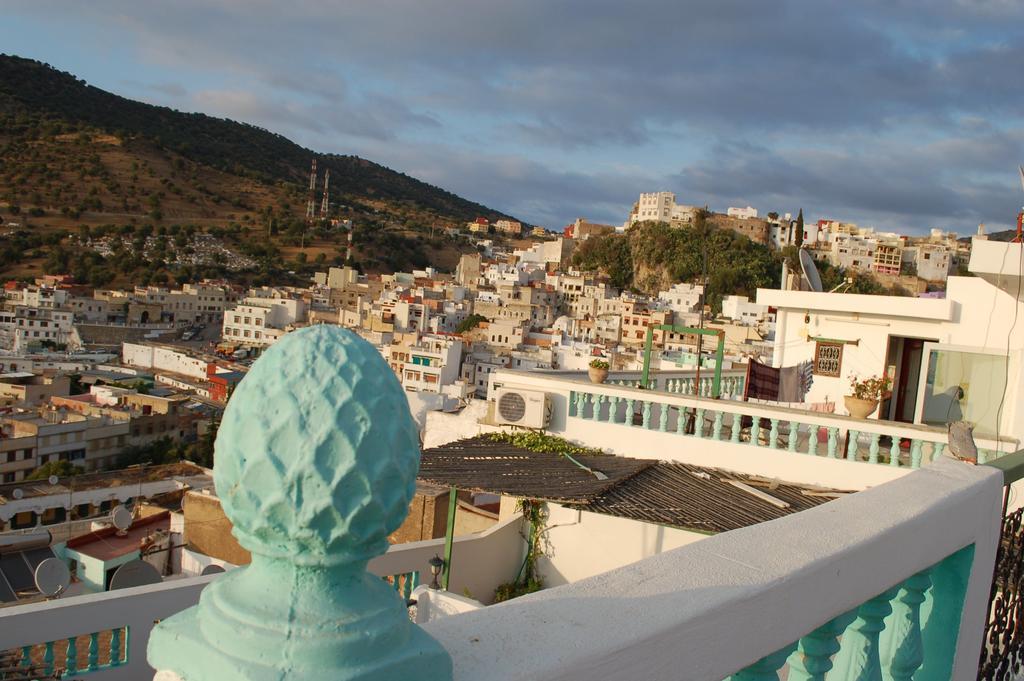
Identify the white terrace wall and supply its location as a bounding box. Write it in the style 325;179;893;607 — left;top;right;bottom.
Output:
536;502;706;588
424;458;1003;681
760;276;1024;453
488;370;911;490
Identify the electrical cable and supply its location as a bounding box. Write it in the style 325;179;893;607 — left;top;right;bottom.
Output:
995;241;1024;457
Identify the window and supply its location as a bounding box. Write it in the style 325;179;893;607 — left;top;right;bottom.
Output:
813;341;843;377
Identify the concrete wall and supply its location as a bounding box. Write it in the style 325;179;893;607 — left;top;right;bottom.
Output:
537;503;706;588
182;491;251;566
760;276;1024;450
424;458;1003;681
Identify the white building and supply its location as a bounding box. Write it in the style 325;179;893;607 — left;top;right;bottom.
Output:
658;283;704;316
758;238;1024;442
0;307;76;353
721;295;769;327
630;192;699;226
386;335;464;394
222;296;306;348
913;244;952;282
727;206;758;219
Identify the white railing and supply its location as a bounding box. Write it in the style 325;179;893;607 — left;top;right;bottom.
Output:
0;517;524;680
490;370;1018;489
424;458;1003;681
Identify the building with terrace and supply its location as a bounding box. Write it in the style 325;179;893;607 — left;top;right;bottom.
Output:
0;319;1019;680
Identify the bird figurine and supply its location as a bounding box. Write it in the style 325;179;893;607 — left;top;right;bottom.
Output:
947;420;978;464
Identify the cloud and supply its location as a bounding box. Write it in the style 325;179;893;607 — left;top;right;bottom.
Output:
4;0;1024;232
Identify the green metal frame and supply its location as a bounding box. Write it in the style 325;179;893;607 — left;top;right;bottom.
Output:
984;448;1024;485
640;324;725;397
442;486;457;590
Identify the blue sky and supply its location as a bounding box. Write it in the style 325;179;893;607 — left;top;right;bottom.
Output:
3;1;1023;234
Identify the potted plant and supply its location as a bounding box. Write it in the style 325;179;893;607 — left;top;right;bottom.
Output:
844;374;892;419
588;358;610;384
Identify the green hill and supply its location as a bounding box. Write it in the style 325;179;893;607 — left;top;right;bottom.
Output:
0;54;521;285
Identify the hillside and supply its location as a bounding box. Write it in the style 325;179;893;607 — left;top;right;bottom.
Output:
573;222;907;311
0;55;521;285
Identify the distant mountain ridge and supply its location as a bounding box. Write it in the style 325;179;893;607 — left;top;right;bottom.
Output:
0;54;517;225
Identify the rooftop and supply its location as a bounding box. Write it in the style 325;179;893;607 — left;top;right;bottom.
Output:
65;511;170;561
421;436;843;533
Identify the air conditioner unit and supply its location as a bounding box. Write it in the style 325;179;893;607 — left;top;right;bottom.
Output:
494;388;551;428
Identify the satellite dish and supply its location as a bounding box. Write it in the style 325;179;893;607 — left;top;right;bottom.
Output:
47;475;59;486
34;558;70;598
11;489;23;500
799;249;824;293
111;506;133;534
109;559;161;590
200;564;226;576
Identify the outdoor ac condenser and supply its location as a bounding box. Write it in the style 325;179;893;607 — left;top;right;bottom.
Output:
493;388;551;428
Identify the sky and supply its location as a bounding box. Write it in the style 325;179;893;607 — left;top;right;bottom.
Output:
3;1;1024;235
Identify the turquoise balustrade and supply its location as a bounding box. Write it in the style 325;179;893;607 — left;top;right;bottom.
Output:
725;545;974;681
15;626;127;677
564;387;998;469
147;326;452;681
387;571;421;602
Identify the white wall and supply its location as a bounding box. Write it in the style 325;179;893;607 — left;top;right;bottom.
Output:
424;458;1003;681
761;276;1024;449
538;503;706;588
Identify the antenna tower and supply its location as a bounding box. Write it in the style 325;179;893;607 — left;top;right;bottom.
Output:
305;159;317;222
320;169;331;217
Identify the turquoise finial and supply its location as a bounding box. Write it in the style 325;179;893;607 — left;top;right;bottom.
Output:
147;326;452;681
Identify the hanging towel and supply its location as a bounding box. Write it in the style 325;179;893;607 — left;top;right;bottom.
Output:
746;359;780;400
778;364;805;402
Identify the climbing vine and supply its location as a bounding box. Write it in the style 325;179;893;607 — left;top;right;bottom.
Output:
485;431;605;457
494;499;549;602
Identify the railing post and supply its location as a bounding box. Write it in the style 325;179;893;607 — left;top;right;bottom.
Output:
910;440;924;469
807;427;818;457
147;326;453;681
43;640;54;675
713;411;724;441
831;587;899;680
65;635;78;674
641;400;652;429
590;395;602;421
769;419;780;449
109;627;122;666
658;402;669;432
827;427;839;459
880;569;931;681
731;414;742;443
847;430;861;461
694;409;705;439
890;438;901;467
787;611;857;681
869;433;881;464
607;396;620;423
88;631;99;670
788;422;800;453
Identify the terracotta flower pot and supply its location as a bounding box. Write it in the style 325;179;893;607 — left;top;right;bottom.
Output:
588;367;609;384
844;395;879;419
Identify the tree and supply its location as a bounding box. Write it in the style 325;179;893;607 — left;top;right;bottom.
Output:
456;314;489;333
27;460;82;480
795;208;804;248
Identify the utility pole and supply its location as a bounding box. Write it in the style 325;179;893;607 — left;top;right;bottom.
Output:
305;159;317;222
320;169;330;218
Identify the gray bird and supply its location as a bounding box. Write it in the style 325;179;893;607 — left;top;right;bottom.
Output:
947;421;978;463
